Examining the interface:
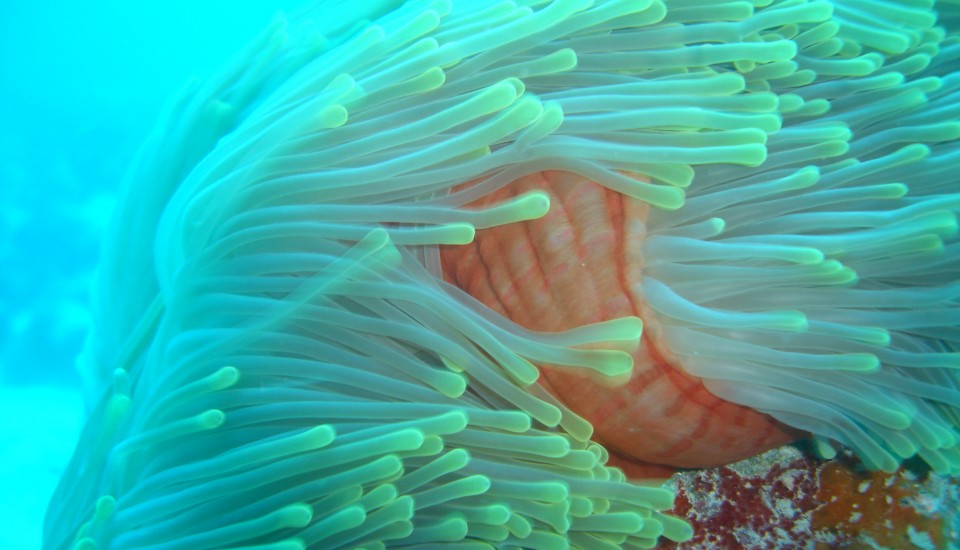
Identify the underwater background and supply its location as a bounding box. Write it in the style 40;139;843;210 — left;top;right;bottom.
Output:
0;2;301;547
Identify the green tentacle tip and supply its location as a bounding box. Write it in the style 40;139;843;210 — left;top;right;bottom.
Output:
359;227;391;250
470;190;551;229
621;175;686;210
778;93;804;113
657;513;694;543
518;101;564;146
814;436;839;460
407;6;443;37
213;365;241;389
591;349;635;378
647;184;686;211
199;409;227;429
545;47;578;73
556;316;642;352
420;515;470;542
318;104;348;128
836;353;881;372
642;163;694;188
764;40;798;62
508;356;541;387
94;495;116;520
510;190;551;221
470;80;520;115
434;370;467;398
279;504;314;529
912;232;947;251
850;326;890;346
876;406;912;431
324;72;356;97
769;310;808;332
417;67;446;93
796;98;830;117
636;516;665;539
440;447;471;470
788;165;820;188
508;96;546;128
602;316;644;341
919;211;958;237
925;122;960;142
773;246;824;264
430;222;476;245
735;143;768;167
440;355;464;373
879;183;909;198
304;425;337;447
706;217;725;235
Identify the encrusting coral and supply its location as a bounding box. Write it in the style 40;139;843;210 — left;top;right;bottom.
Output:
45;0;958;548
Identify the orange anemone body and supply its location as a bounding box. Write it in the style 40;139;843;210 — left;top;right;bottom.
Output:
441;171;802;474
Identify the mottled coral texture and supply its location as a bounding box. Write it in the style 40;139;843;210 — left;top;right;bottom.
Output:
664;446;958;549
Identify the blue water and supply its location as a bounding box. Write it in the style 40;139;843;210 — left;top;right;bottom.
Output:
0;2;303;546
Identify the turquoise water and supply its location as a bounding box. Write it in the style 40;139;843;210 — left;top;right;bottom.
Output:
0;2;302;547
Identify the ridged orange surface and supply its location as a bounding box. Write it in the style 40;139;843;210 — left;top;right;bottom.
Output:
440;171;800;472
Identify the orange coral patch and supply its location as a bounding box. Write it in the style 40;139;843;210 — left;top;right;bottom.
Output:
812;461;951;549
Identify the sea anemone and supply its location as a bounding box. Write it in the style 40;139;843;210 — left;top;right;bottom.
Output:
45;0;958;548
